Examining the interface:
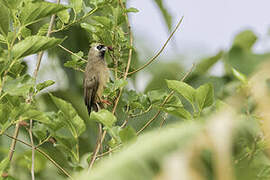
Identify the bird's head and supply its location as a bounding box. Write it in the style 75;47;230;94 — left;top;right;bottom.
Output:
89;43;110;59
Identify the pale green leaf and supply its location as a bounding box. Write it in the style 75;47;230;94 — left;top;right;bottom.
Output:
119;126;137;143
232;68;247;84
70;0;82;14
57;9;70;24
36;80;55;92
0;3;9;36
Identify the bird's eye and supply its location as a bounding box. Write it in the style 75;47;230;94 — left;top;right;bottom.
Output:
96;45;104;50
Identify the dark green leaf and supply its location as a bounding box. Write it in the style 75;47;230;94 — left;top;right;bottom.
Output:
12;36;63;59
20;2;67;26
36;80;55;92
22;110;50;124
90;109;117;128
195;83;214;111
20;27;31;38
0;3;9;36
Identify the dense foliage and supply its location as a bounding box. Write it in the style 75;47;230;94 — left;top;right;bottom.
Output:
0;0;270;180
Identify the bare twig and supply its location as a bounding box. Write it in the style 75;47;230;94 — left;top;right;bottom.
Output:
88;0;134;171
58;44;87;62
29;120;35;180
137;64;195;134
8;122;20;161
3;133;73;179
128;16;184;75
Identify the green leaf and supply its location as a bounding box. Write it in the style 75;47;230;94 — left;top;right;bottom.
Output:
0;157;9;174
92;16;112;28
57;9;70;24
195;83;214;111
0;3;9;36
19;1;67;26
70;0;82;14
125;7;139;13
154;0;172;30
50;94;86;138
194;51;223;74
166;80;196;106
20;27;31;38
233;30;257;51
3;74;34;96
119;126;137;143
162;106;192;119
12;36;63;59
22;110;50;124
147;90;167;104
231;68;247;84
37;23;49;36
90;109;117;128
36;80;55;92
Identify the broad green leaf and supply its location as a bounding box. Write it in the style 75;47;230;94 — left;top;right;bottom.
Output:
37;23;49;36
19;1;67;26
12;36;63;59
70;0;82;14
232;68;247;84
64;51;85;71
119;126;137;143
90;109;117;128
0;3;9;36
154;0;172;30
92;16;112;28
195;83;214;111
32;123;48;141
50;94;86;138
125;7;139;13
233;30;257;51
36;80;55;92
166;80;196;106
3;74;34;96
57;9;70;24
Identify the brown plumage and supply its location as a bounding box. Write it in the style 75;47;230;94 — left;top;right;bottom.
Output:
83;43;110;115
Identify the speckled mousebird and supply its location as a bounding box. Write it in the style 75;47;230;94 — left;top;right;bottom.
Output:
83;43;110;115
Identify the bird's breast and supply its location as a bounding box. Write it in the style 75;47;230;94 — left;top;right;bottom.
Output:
97;65;109;99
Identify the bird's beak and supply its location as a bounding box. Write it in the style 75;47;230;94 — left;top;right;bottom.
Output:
101;46;107;52
107;46;113;51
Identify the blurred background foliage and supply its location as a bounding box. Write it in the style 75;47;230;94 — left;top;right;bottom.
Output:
0;0;270;180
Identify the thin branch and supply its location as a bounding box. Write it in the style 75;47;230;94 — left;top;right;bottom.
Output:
28;120;35;180
58;44;87;62
88;0;134;171
51;8;98;33
137;64;195;134
8;122;20;161
3;133;73;179
128;16;184;75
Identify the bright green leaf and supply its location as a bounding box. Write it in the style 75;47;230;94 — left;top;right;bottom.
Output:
195;83;214;111
12;36;63;59
0;157;9;174
92;16;112;28
166;80;196;106
36;80;55;92
20;27;31;38
22;110;50;124
233;30;257;51
19;2;67;26
0;3;9;36
162;106;192;119
57;9;70;24
90;109;117;128
125;7;139;13
70;0;82;14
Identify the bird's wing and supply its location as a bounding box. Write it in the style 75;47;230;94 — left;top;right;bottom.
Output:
84;75;99;115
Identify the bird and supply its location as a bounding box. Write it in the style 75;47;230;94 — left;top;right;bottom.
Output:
83;43;110;115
